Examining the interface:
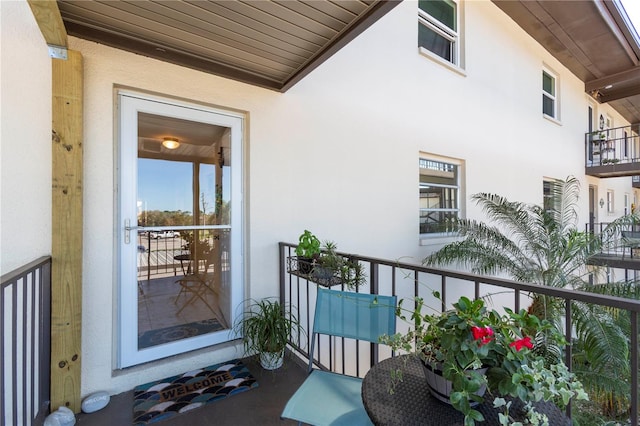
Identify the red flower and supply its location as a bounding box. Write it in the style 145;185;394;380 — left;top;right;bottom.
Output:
471;326;494;346
509;336;534;351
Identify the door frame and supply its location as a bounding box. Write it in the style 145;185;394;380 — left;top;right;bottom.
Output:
116;90;245;368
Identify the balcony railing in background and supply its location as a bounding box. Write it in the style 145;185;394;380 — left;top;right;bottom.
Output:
279;242;640;424
1;256;52;426
137;230;187;281
136;229;229;281
585;125;640;177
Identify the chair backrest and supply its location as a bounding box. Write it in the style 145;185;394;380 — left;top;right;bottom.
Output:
309;288;397;371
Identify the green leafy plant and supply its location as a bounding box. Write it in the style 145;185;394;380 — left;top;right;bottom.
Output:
313;241;366;289
294;230;321;258
233;298;305;368
380;295;588;426
421;177;640;419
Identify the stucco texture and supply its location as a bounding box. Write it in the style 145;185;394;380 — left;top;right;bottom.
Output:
69;0;634;397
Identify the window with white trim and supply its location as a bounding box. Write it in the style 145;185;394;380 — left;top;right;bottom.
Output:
607;190;614;214
542;69;557;119
418;0;459;65
543;179;561;212
419;156;461;234
625;193;630;214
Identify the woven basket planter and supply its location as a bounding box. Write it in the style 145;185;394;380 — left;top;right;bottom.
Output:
421;361;487;406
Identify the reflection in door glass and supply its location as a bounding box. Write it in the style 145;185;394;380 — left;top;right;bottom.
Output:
135;112;231;349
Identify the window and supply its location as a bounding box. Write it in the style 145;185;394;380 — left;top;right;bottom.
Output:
542;70;557;119
418;0;459;65
607;190;614;214
419;157;461;234
625;193;630;215
543;179;561;212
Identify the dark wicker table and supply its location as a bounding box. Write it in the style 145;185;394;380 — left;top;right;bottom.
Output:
361;355;571;426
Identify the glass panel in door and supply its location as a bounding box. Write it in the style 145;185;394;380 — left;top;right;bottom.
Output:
118;93;242;368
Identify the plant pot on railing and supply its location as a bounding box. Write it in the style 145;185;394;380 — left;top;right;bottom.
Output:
286;256;342;287
286;253;365;288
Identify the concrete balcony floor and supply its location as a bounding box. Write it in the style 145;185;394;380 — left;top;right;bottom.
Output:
75;356;307;425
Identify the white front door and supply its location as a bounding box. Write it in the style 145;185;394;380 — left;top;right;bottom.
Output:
117;92;243;368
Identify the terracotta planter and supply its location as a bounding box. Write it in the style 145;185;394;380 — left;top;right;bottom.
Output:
421;361;487;406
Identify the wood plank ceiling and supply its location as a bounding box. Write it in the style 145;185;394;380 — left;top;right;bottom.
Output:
57;0;640;124
56;0;400;92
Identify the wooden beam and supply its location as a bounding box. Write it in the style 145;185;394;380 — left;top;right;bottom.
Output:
599;85;640;103
51;50;83;413
585;67;640;92
27;0;67;48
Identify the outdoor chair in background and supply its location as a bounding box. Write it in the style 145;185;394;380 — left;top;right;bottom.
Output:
174;252;216;315
621;230;640;258
281;288;397;426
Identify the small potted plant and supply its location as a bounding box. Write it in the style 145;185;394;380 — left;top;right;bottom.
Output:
380;295;588;426
294;230;321;274
233;298;304;370
312;241;366;289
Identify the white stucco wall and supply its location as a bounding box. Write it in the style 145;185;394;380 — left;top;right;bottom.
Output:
0;0;52;275
69;0;636;397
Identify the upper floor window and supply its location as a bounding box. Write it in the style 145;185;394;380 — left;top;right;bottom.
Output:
420;156;461;235
418;0;459;65
542;69;557;119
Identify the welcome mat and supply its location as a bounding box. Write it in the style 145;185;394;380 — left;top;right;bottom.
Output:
133;359;258;425
138;318;224;349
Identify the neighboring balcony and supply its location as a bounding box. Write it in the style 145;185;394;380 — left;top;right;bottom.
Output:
585;222;640;270
585;125;640;178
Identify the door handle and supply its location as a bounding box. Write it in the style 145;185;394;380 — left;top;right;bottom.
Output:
124;219;138;244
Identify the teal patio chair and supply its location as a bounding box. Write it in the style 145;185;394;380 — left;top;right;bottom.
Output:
281;288;397;426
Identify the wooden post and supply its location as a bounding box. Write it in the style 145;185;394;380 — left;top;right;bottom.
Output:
51;49;83;412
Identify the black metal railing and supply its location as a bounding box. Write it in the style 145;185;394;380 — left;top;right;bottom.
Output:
586;125;640;167
585;221;640;259
1;256;52;426
136;229;188;280
136;228;230;281
279;242;640;424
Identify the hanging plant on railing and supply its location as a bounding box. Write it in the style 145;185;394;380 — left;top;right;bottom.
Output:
288;231;365;289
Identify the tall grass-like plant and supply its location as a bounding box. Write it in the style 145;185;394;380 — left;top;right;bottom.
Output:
233;298;304;370
422;177;640;421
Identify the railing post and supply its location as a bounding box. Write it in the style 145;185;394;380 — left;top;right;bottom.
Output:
279;242;285;307
370;262;379;367
632;311;638;425
565;300;573;419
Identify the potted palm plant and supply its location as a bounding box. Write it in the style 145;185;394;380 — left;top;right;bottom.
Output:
233;298;304;370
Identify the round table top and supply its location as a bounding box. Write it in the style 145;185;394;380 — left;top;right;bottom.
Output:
361;355;571;426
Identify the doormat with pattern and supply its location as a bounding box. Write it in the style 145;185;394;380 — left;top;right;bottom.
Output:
138;318;224;349
133;359;258;425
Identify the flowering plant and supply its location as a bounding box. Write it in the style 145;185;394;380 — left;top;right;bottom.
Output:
380;295;588;426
